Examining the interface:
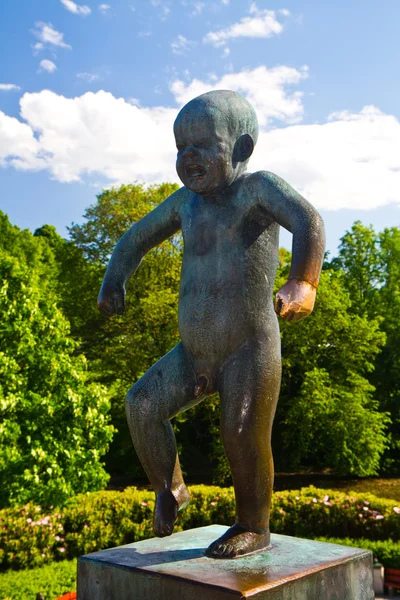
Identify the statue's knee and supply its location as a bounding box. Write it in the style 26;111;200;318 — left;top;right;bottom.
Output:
126;385;161;425
221;422;242;449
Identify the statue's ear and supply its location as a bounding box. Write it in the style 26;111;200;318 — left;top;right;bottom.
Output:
233;134;254;165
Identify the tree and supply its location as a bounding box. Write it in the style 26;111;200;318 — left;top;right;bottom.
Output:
375;227;400;471
0;250;114;507
274;266;389;476
331;223;400;473
330;221;382;314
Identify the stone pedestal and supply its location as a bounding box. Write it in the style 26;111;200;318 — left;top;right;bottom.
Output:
77;525;373;599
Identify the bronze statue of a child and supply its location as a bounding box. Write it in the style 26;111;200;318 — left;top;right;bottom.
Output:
98;90;325;559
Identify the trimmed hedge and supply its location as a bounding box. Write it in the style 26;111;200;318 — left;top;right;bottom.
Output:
1;485;399;571
0;559;76;600
317;537;400;569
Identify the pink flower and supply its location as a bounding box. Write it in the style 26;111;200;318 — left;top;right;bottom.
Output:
394;507;400;514
323;495;329;503
26;518;32;523
312;498;318;503
59;547;66;553
375;515;384;520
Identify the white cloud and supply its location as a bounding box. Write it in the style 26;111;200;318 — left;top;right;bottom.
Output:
5;90;177;184
0;68;400;212
32;22;71;50
98;4;111;15
171;65;308;127
151;0;170;19
182;1;204;16
39;59;57;73
252;106;400;210
60;0;91;16
0;84;21;91
77;72;100;82
204;4;288;47
170;35;195;55
0;111;44;171
192;2;204;16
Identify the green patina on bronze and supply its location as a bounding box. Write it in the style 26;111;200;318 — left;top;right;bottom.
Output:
98;90;326;559
78;526;374;599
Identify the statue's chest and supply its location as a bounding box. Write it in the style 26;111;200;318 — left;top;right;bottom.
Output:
182;205;242;257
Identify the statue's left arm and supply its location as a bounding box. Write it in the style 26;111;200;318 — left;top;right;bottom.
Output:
254;171;326;322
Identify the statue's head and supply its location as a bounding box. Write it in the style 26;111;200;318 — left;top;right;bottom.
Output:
174;90;259;195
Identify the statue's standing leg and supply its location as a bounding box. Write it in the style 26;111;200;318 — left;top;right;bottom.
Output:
207;317;281;558
126;342;200;537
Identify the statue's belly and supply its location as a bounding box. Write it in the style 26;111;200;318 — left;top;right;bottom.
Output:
178;271;251;362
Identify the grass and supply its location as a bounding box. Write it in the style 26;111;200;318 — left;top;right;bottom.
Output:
0;560;76;600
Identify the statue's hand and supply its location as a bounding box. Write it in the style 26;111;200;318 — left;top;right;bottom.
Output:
274;279;316;322
97;281;126;317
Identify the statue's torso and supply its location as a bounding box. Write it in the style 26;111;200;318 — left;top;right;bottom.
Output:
178;175;280;362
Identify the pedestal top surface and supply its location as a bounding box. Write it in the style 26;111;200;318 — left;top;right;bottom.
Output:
80;525;370;596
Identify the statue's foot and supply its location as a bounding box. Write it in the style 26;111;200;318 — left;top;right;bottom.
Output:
205;523;270;559
154;486;191;537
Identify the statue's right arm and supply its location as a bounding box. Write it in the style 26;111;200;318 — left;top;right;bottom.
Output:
98;187;186;317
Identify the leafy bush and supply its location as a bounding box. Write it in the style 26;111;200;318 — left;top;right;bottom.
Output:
316;537;400;569
0;250;114;509
1;485;399;571
269;486;400;540
0;559;76;600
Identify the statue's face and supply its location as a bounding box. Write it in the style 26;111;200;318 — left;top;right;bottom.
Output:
174;107;236;195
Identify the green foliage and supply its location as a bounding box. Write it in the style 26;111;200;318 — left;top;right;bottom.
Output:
0;559;76;600
330;221;382;312
0;242;114;508
315;537;400;569
272;267;388;476
330;222;400;472
1;486;399;572
283;369;389;475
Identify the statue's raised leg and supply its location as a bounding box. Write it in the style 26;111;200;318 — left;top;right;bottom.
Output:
126;342;201;536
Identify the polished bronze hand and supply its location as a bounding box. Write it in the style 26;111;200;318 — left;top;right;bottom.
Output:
274;279;316;322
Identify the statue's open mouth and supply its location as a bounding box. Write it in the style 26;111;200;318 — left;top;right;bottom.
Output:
186;164;206;180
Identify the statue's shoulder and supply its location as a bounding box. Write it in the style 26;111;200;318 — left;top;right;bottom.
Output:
166;185;193;211
246;170;282;188
240;171;281;202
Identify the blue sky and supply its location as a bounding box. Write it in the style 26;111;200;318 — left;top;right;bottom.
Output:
1;0;399;255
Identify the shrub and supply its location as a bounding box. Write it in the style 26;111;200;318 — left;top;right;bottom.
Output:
0;251;114;509
0;559;76;600
315;537;400;569
0;485;399;571
269;486;400;540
